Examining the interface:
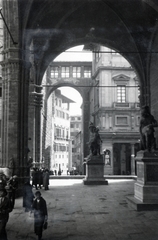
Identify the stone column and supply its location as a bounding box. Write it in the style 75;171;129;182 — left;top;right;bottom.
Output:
28;85;43;168
1;61;20;167
131;143;135;175
82;93;90;158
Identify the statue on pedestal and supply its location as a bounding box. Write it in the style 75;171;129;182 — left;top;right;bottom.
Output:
88;122;102;156
139;106;158;152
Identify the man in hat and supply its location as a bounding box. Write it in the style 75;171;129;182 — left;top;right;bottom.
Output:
32;191;48;240
0;188;12;240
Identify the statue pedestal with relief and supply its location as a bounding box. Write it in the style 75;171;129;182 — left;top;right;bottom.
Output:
83;155;108;185
127;150;158;210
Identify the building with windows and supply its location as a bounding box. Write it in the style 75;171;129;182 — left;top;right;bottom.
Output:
89;45;140;175
41;60;92;172
52;89;74;174
49;61;92;80
70;115;82;173
42;50;140;175
41;86;74;173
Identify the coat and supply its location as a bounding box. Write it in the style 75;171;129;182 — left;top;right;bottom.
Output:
23;182;34;211
32;197;47;236
0;196;12;222
43;171;49;189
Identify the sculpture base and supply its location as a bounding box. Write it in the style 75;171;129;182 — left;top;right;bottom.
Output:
83;155;108;185
127;150;158;211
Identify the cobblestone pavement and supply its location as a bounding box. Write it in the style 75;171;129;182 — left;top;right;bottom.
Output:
6;179;158;240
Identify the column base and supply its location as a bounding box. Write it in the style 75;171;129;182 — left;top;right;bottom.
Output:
127;196;158;211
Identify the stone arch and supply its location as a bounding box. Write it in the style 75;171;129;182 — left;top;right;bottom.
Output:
41;80;90;161
2;0;158;179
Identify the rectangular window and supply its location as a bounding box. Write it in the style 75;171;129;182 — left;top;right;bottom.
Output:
117;85;126;103
66;131;69;139
84;67;91;78
61;67;69;78
51;67;58;78
0;88;2;97
73;67;81;78
116;116;128;125
56;128;61;137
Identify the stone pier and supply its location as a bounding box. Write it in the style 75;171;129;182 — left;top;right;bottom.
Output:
127;150;158;211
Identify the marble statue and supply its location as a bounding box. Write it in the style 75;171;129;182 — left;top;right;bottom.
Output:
139;106;158;152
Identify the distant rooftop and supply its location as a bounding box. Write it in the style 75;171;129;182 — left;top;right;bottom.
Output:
55;89;75;103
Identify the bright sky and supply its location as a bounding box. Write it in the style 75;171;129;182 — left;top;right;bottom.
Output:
55;45;91;115
54;45;92;62
59;86;83;116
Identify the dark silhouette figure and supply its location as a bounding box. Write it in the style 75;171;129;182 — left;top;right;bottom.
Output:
7;175;18;208
0;170;7;190
140;106;158;152
32;168;39;190
32;191;48;240
0;189;12;240
38;169;43;189
88;122;102;156
43;170;49;190
23;181;34;212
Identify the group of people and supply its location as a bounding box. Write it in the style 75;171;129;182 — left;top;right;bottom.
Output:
0;170;48;240
32;168;50;190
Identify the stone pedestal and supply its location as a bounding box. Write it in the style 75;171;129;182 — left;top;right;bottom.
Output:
127;150;158;210
83;155;108;185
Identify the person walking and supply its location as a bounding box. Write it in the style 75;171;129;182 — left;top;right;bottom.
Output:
0;188;12;240
32;191;48;240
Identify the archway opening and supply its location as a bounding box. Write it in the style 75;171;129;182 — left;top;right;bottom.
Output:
30;43;141;176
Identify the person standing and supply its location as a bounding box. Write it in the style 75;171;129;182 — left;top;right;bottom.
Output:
7;175;18;208
32;168;39;190
23;180;34;212
32;191;48;240
43;169;49;190
0;188;12;240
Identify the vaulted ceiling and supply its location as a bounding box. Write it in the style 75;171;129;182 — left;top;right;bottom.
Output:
18;0;158;86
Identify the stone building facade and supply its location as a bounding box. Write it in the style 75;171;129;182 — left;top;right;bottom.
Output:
70;115;82;173
89;46;140;175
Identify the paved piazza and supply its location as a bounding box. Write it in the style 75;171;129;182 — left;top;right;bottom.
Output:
7;179;158;240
